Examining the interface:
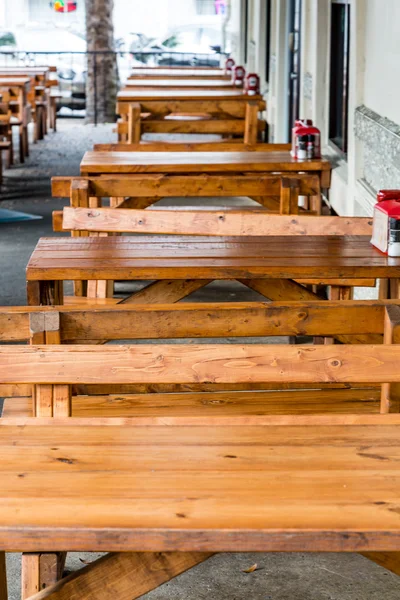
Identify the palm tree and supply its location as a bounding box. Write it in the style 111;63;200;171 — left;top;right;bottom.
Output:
85;0;118;123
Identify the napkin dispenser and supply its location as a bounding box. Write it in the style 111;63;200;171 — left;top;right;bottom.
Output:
371;190;400;256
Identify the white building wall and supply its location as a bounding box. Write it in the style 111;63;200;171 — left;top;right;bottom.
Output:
234;0;400;217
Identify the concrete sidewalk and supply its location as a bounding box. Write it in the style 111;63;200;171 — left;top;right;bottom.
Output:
0;120;398;599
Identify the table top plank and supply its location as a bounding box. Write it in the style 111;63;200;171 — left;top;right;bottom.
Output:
129;69;228;77
26;235;400;281
117;89;262;100
80;151;331;174
1;419;400;552
124;79;236;88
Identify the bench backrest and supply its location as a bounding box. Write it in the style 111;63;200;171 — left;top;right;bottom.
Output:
0;302;397;405
0;301;395;344
52;174;321;219
60;206;372;237
93;142;292;152
2;342;400;386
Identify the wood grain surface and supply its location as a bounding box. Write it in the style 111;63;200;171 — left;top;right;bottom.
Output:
80;150;330;174
1;417;400;552
26;235;400;281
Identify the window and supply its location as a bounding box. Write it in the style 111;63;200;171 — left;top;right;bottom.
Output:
329;0;350;154
265;0;271;82
244;0;249;63
195;0;216;15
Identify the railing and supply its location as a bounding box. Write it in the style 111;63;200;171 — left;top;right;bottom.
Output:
0;50;225;122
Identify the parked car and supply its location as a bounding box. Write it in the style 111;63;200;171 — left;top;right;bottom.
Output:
129;26;222;67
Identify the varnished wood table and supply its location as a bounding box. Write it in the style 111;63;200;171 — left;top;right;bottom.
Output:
116;89;266;143
0;76;31;162
81;149;331;182
80;150;331;211
0;76;30;108
26;235;400;306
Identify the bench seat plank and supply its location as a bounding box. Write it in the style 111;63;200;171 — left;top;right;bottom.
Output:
1;388;382;418
0;418;400;552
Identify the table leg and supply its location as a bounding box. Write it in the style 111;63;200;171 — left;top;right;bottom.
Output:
22;552;66;599
27;281;64;306
0;552;7;600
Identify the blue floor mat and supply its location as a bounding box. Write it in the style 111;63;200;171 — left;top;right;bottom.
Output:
0;209;42;223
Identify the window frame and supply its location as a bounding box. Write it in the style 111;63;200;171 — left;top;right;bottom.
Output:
328;0;351;155
265;0;272;83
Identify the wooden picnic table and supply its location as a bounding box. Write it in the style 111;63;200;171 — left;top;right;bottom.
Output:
0;76;31;161
81;149;329;177
26;235;400;306
117;88;261;102
80;151;332;205
116;89;266;143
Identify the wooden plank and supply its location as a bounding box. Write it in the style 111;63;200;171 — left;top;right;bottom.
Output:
3;344;400;384
80;150;329;174
62;208;372;236
121;280;211;304
54;301;390;341
26;235;400;282
22;554;39;599
1;388;383;419
240;280;382;345
380;305;400;413
2;419;400;552
133;119;266;135
0;552;6;600
123;78;235;89
34;385;53;417
6;297;389;342
70;179;89;209
244;100;260;144
53;174;321;199
280;178;300;215
26;552;212;600
362;552;400;576
127;103;140;144
93;142;292;152
53;386;71;418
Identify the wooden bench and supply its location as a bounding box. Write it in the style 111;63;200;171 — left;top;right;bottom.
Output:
52;173;322;216
2;299;399;413
93;141;292;151
116;92;266;143
2;342;400;596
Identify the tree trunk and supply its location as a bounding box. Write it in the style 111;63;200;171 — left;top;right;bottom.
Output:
85;0;118;124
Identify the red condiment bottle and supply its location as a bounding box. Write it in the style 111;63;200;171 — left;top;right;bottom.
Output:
225;57;235;74
371;190;400;256
245;73;260;95
232;65;246;87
